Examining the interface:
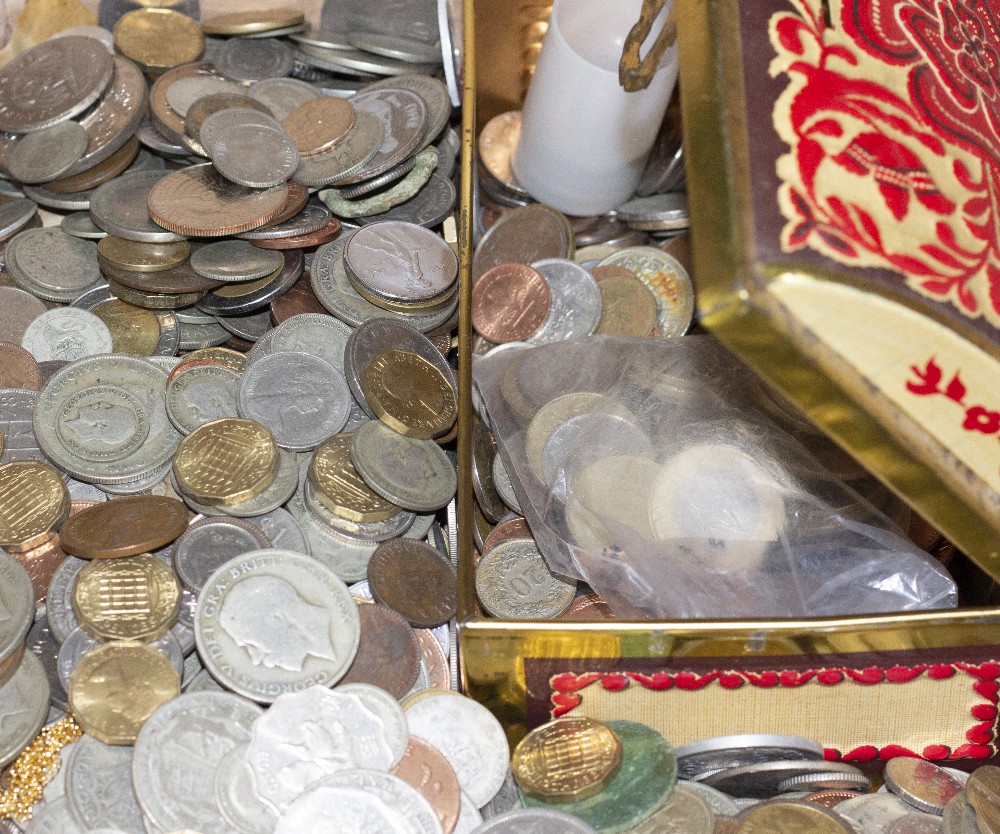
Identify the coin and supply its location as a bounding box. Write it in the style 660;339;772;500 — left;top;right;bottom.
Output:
473;203;574;281
475;807;597;833
0;287;46;343
703;761;869;799
337;602;421;698
597;247;694;337
201;8;306;35
6;227;104;303
165;363;241;434
675;735;826;781
7;121;89;184
361;348;457;439
58;495;188;559
968;765;1000;834
478;111;529;197
293;110;385;187
528;258;602;343
283;96;357;156
0;341;41;390
368;538;457;627
113;8;204;73
737;801;853;834
97;236;190;273
212;121;300;189
90;169;184;244
194;549;361;702
0;460;69;552
68;640;180;745
172;417;279;506
390;736;463;834
341;87;429;184
63;734;147;831
472;263;551;343
72;552;181;641
476;537;576;619
215;36;295;83
0;651;50;768
190;241;284;283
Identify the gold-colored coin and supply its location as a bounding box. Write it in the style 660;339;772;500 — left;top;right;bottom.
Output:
113;8;204;73
182;347;247;374
68;641;180;745
91;300;162;357
309;433;401;522
737;801;854;834
106;278;205;311
172;418;279;505
97;236;190;274
968;765;1000;834
208;265;284;299
512;717;622;802
351;279;457;314
0;461;69;553
72;553;181;642
360;349;457;440
200;7;305;35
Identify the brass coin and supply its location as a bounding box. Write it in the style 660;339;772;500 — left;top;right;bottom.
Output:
591;265;658;337
97;236;190;273
68;640;180;745
106;278;205;311
172;417;279;505
114;9;204;73
0;461;69;552
512;716;622;802
147;164;289;237
737;801;853;834
308;433;401;523
965;765;1000;834
367;538;457;628
59;495;189;559
72;553;181;641
182;346;247;374
360;348;457;440
200;7;305;35
91;299;162;356
101;244;225;295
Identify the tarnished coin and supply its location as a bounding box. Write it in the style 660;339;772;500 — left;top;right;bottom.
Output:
473;203;574;281
676;735;825;781
591;265;659;337
884;758;965;814
0;651;50;768
195;549;360;702
475;538;576;620
361;348;457;440
212;122;300;189
214;36;295;82
113;8;204;73
368;538;457;628
472;263;551;343
6;227;104;303
63;734;146;832
338;603;421;698
736;801;853;834
597;247;694;337
59;495;187;559
0;460;69;552
7;121;89;184
90;169;184;244
350;418;456;512
967;765;1000;834
187;95;276;149
0;36;114;133
171;516;270;594
69;640;180;745
201;8;305;35
341;87;428;184
248;76;322;121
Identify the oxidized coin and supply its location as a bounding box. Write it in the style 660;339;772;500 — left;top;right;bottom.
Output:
172;417;279;506
338;603;421;699
148;163;289;237
72;553;181;641
350;418;457;512
68;640;180;745
391;736;463;834
368;538;457;628
475;538;576;620
512;717;622;802
309;432;402;522
0;460;69;552
471;263;551;343
737;801;853;834
360;348;457;440
58;495;188;559
194;549;361;702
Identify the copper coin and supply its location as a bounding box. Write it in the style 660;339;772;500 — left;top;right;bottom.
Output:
223;334;254;353
591;265;658;337
338;603;421;699
10;534;67;606
250;218;342;250
472;203;574;281
471;263;550;343
0;342;41;390
147;163;289;237
560;592;617;621
415;628;450;690
391;736;462;834
0;287;46;342
100;242;225;294
270;272;328;323
165;356;234;386
184;92;272;146
59;495;189;559
44;136;141;194
481;516;532;554
255;181;310;230
803;790;865;809
367;539;457;628
283;97;356;156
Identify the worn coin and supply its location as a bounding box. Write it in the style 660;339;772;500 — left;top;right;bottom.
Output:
702;760;868;799
59;495;187;559
21;308;113;362
0;651;50;767
676;734;826;781
63;734;146;831
113;8;204;72
215;36;295;82
476;537;576;620
165;362;241;434
308;432;402;522
337;603;421;698
736;801;853;834
248;76;322;121
190;240;284;283
391;736;463;834
7;121;89;184
361;348;457;439
283;96;357;156
528;258;602;343
341;87;428;184
473;203;574;281
90;169;184;244
368;537;456;627
597;247;694;337
293;109;384;187
212;121;300;189
7;228;104;303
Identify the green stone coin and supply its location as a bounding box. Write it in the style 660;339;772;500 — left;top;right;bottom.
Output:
519;720;677;833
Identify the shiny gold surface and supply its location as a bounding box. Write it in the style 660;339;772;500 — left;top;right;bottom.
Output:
0;461;68;553
361;349;458;440
309;433;400;522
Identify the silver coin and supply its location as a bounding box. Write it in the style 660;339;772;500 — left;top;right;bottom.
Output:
64;734;145;832
172;516;271;594
8;121;88;184
190;241;285;283
215;37;295;83
491;454;520;513
0;37;114;133
98;460;172;496
19;183;91;211
213;743;278;834
942;793;981;834
196;250;303;318
199;108;283;158
614;192;690;231
165;75;244;118
173;305;219;326
7;228;104;303
240;507;308;555
21;307;113;364
45;556;85;643
838;793;917;832
306;41;438;77
701;760;867;799
0;198;38;240
239;201;331;240
216;449;299;519
475;537;576;620
357;171;456;228
479;770;520;820
886;814;945;834
363;74;451;147
90;169;184;244
22;794;83;834
675;734;825;781
267;312;353;374
884;757;965;815
475;807;598;833
680;779;740;816
350;418;456;511
247;76;322;122
212;121;299;189
297;512;377;582
0;554;34;667
215;309;271;341
61;211;107;240
349;31;442;64
336;154;416;199
26;617;68;711
344;219;457;304
299;474;415;540
177;320;231;351
238;350;351;451
341;88;428;184
194;549;361;702
132;691;264;834
0;650;50;768
136;113;189;157
293;109;384;187
527;258;602;343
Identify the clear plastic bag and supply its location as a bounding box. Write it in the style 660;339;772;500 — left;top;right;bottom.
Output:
472;335;958;619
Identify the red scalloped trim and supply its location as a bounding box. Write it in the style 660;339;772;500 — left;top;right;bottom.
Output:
547;659;1000;760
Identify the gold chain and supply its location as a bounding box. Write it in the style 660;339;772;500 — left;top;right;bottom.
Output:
0;716;82;824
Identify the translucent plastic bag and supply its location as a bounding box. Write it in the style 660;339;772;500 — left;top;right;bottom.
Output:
472;335;958;619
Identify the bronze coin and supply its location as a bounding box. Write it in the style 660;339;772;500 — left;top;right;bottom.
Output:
560;592;617;621
282;97;356;156
803;790;865;809
471;203;575;281
0;341;41;390
254;181;310;230
270;272;328;323
415;628;450;690
100;242;225;294
471;262;551;343
391;737;462;834
591;264;658;338
44;136;141;194
338;603;421;699
249;218;342;250
10;534;68;607
59;495;190;559
367;539;457;628
0;286;46;342
481;516;532;555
